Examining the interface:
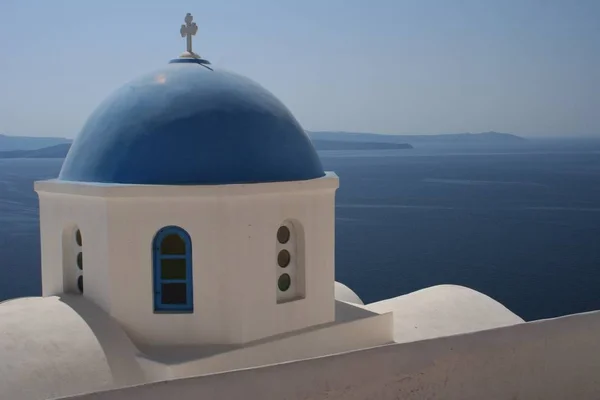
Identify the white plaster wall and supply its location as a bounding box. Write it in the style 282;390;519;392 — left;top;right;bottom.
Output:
138;301;393;379
335;281;364;305
65;309;600;400
367;284;524;342
37;174;338;346
36;191;112;312
0;296;145;400
104;194;243;345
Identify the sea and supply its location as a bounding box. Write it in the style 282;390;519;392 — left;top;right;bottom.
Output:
2;140;600;321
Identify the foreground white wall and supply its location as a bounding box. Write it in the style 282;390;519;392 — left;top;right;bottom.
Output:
367;285;524;342
137;301;393;381
0;296;145;400
66;309;600;400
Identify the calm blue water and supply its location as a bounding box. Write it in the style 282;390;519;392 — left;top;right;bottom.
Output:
2;146;600;321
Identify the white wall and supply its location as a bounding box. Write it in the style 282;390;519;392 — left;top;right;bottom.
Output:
36;174;338;346
0;295;146;400
0;295;393;400
64;309;600;400
335;282;364;305
137;301;393;380
367;284;524;343
36;191;112;311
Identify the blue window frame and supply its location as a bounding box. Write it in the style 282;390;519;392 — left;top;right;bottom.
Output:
153;226;193;312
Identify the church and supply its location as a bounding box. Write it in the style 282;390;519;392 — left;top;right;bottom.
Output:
2;13;600;400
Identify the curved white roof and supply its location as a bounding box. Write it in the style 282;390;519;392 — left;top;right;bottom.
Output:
0;285;525;399
334;282;364;305
366;284;524;343
0;295;145;400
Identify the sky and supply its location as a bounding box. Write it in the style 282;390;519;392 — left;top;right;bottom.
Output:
0;0;599;138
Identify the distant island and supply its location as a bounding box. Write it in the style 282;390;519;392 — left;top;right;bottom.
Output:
0;143;71;159
0;134;70;151
0;141;412;159
0;131;528;159
312;140;412;151
308;131;526;147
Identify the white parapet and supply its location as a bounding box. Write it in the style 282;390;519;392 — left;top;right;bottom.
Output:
61;308;600;400
366;284;524;343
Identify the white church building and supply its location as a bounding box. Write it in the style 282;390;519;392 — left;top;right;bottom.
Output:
2;13;600;400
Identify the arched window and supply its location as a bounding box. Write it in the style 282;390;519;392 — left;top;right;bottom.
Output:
153;226;193;312
61;225;83;295
276;220;305;303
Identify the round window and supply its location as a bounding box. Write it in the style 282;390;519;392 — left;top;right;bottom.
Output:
277;226;290;244
277;250;291;268
77;252;83;270
278;273;291;292
75;229;82;246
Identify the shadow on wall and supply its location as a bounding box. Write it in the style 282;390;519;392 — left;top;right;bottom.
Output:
58;295;146;387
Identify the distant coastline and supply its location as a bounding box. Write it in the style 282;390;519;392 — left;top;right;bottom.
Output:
0;133;71;151
0;131;529;159
308;131;526;147
0;141;412;159
312;140;412;151
0;143;71;159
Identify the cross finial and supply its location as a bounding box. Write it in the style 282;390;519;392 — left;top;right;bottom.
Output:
180;13;199;57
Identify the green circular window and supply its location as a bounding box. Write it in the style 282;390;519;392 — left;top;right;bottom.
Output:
277;249;291;268
77;252;83;270
278;273;291;292
277;226;290;244
75;229;82;246
77;276;83;294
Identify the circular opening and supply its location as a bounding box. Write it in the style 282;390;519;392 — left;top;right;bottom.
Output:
278;273;291;292
277;249;291;268
75;229;82;246
77;276;83;294
277;226;290;244
77;252;83;270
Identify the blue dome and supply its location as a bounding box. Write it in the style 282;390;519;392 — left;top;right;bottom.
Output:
59;59;324;185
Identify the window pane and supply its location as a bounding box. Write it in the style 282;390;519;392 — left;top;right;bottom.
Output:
277;249;290;268
160;234;186;255
161;283;187;304
161;258;187;280
278;273;291;292
277;226;290;244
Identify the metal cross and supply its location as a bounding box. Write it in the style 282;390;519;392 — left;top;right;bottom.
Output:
180;13;198;54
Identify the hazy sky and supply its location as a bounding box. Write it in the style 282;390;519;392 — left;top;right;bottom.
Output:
1;0;599;138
